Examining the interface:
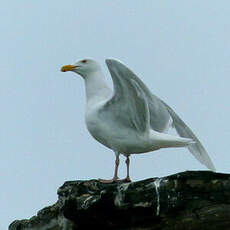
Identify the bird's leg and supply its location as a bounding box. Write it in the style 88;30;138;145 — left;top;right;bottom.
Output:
99;153;120;183
122;155;131;182
113;155;120;180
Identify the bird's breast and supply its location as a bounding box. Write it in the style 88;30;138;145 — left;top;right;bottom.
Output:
85;105;112;149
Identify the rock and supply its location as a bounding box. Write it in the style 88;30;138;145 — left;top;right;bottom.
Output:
9;171;230;230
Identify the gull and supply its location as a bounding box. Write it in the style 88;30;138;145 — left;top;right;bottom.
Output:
61;58;215;183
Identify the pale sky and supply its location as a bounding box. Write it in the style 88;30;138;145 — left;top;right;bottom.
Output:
1;1;230;229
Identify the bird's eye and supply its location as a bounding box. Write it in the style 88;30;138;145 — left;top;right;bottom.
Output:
81;60;87;63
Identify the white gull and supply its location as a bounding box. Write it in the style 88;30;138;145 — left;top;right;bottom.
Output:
61;58;215;183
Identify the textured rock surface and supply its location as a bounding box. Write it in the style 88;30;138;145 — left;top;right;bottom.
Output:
9;171;230;230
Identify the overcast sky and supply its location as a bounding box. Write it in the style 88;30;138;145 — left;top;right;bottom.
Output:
1;1;230;229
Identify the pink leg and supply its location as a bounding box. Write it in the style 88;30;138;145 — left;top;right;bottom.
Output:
99;154;120;183
113;156;120;181
123;155;131;182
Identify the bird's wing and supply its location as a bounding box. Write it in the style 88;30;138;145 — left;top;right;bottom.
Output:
106;59;172;132
103;59;150;133
105;59;215;171
159;100;216;171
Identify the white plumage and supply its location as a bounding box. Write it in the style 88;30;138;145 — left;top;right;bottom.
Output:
61;58;215;183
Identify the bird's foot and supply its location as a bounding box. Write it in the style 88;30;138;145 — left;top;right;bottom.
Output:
120;176;131;183
99;176;131;184
98;178;116;183
98;176;119;184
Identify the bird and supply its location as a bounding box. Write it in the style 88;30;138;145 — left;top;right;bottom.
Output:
61;58;215;183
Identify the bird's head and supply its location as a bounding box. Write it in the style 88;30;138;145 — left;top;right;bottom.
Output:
61;58;101;78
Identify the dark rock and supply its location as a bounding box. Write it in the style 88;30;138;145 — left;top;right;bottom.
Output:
9;171;230;230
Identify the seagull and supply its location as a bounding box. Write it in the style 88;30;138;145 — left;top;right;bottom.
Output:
61;58;215;183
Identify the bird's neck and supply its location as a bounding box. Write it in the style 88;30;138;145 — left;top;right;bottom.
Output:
84;70;110;104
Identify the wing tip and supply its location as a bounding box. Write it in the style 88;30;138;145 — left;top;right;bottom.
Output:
207;163;216;172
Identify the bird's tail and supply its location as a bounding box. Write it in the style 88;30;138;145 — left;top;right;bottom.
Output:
161;100;216;171
150;130;195;150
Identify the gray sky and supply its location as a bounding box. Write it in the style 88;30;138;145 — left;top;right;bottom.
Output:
1;1;230;228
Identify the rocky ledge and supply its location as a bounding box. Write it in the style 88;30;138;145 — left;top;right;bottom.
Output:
9;171;230;230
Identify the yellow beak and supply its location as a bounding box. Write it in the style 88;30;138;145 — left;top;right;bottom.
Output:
61;64;77;72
